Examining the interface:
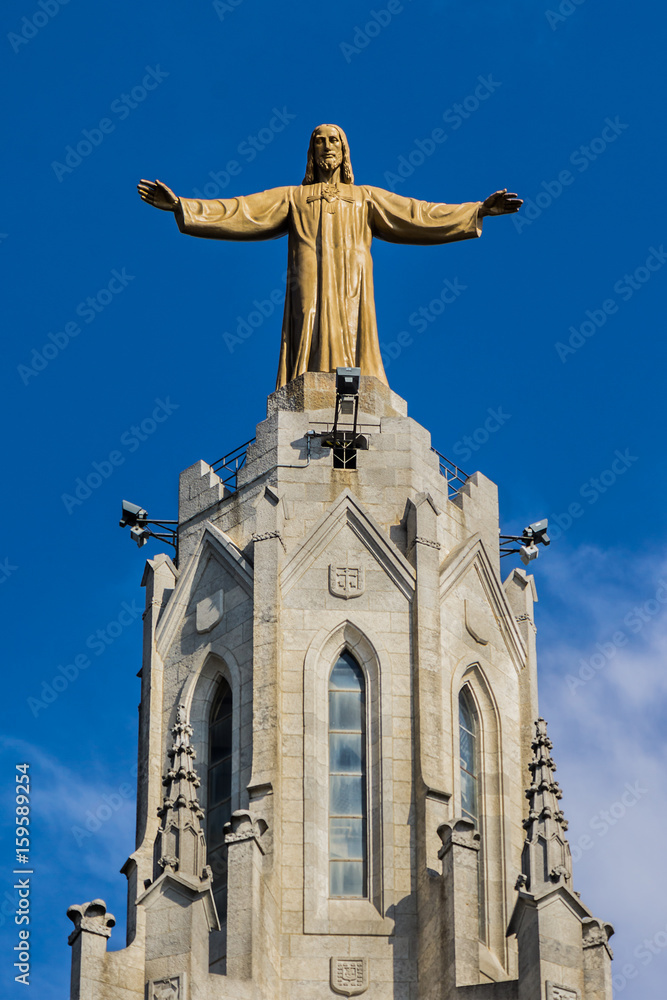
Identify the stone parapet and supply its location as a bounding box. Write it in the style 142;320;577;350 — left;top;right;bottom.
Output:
267;371;407;419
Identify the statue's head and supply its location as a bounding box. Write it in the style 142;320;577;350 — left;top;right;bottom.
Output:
302;124;354;185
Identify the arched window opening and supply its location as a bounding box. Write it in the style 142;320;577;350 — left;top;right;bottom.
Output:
328;650;367;898
207;680;233;921
459;686;485;941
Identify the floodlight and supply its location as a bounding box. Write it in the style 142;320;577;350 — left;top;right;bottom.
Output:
130;525;151;548
520;543;539;565
119;500;148;529
335;367;360;395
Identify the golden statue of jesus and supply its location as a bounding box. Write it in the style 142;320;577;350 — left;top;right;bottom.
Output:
138;124;521;389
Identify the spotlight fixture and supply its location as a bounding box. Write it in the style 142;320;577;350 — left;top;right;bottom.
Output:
519;543;539;565
130;525;151;548
335;367;360;396
316;368;369;468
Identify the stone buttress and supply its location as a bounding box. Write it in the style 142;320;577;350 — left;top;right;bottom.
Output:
67;373;615;1000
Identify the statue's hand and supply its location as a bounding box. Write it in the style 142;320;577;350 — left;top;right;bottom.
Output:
479;189;523;217
137;178;179;212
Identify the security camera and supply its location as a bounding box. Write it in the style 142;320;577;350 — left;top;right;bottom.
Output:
119;500;148;529
527;518;550;546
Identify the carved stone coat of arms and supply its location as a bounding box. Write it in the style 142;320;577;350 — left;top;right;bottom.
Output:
148;973;184;999
330;956;369;996
329;563;365;599
546;983;579;1000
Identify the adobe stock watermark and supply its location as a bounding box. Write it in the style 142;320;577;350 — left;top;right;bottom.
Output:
51;66;169;182
380;276;468;371
8;0;70;54
565;578;667;694
26;601;143;717
382;75;501;191
222;273;286;353
570;780;648;863
0;558;18;585
450;407;511;465
513;117;628;233
340;0;413;63
555;245;667;362
614;923;667;994
190;107;296;200
71;764;138;846
545;446;638;538
60;397;179;514
545;0;588;31
213;0;247;20
612;921;667;993
17;268;135;385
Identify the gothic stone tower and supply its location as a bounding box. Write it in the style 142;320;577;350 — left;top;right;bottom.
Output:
67;373;615;1000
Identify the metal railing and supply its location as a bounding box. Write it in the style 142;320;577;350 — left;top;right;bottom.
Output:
210;436;468;500
210;438;256;491
431;448;470;499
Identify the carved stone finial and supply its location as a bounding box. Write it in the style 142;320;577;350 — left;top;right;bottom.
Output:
518;718;574;895
153;704;210;882
66;899;115;945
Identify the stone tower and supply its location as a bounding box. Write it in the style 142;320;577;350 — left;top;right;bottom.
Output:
67;372;615;1000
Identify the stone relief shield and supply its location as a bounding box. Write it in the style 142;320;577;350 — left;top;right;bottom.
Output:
546;983;579;1000
330;956;369;996
329;564;365;599
147;973;185;999
196;590;224;633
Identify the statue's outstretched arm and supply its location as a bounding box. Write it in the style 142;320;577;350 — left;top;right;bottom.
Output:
138;178;290;241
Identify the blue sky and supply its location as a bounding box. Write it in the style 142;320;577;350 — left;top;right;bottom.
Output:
1;1;665;997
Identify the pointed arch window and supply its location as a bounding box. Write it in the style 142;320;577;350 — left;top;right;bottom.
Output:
207;680;233;919
328;651;367;898
459;685;486;941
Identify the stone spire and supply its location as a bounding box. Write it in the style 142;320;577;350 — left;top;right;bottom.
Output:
154;704;211;884
517;717;573;894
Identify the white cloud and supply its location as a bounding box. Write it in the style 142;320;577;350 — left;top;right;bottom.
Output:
0;737;135;939
533;543;667;997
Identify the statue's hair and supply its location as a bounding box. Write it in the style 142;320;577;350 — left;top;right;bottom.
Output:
302;124;354;185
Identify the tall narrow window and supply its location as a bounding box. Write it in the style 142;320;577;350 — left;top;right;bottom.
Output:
459;686;485;941
459;689;479;824
328;651;367;898
207;680;233;920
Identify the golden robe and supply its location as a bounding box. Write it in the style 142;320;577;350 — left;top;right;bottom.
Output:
175;184;483;388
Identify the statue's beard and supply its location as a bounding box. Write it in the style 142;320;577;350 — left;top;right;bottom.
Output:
316;155;342;175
